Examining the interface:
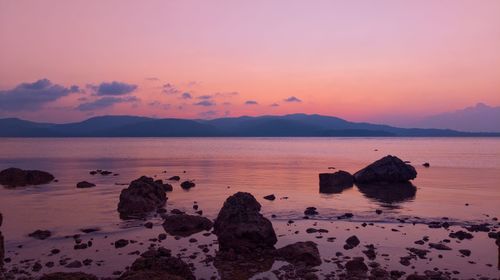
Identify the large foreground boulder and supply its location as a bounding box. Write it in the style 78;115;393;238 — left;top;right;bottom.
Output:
0;167;54;187
119;247;195;280
276;241;322;267
117;176;168;218
39;272;98;280
214;192;277;253
319;170;354;193
354;155;417;184
162;214;213;237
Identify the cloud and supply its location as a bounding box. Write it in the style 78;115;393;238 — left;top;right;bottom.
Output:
145;77;159;81
245;100;258;105
162;83;180;95
197;95;212;100
0;79;79;111
198;110;218;118
193;100;216;106
181;92;192;99
96;81;138;96
214;91;239;97
148;100;171;110
77;96;138;111
270;103;280;107
284;96;302;103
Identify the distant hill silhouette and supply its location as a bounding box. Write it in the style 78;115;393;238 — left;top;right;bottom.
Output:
0;114;499;137
411;103;500;133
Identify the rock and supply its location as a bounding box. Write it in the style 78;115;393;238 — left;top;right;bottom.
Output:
80;227;100;233
345;257;368;273
29;229;52;240
449;230;473;240
168;176;180;181
213;192;277;253
154;179;173;192
353;155;417;183
144;222;153;229
459;249;471;256
345;235;360;249
115;239;129;248
162;214;213;237
180;181;195;189
117;176;167;218
422;162;430;168
65;260;82;268
319;170;354;193
263;194;276;201
119;247;195;280
304;207;318;216
276;241;322;266
39;272;98;280
429;243;452;250
76;181;96;188
0;167;54;187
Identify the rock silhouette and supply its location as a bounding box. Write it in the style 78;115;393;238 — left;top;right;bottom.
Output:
0;167;54;187
354;155;417;183
214;192;277;253
117;176;167;219
319;170;354;194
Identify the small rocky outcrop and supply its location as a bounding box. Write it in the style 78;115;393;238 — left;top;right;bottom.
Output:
76;181;95;188
319;170;354;193
29;229;52;240
162;214;213;237
168;176;180;181
39;272;98;280
263;194;276;201
214;192;277;253
119;247;195;280
276;241;322;267
117;176;168;218
0;167;54;187
180;181;195;190
354;155;417;184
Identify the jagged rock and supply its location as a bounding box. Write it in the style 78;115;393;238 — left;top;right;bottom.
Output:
319;170;354;193
214;192;277;253
0;167;54;187
117;176;167;218
276;241;322;266
354;155;417;183
76;181;95;188
162;214;213;237
119;247;195;280
39;272;98;280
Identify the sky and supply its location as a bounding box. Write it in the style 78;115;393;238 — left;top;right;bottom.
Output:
0;0;499;123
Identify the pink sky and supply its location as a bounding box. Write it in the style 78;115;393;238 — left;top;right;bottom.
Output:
0;0;499;123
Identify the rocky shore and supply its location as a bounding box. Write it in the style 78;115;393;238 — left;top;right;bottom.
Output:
0;157;499;280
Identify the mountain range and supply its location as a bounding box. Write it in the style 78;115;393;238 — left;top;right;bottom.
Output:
1;114;498;137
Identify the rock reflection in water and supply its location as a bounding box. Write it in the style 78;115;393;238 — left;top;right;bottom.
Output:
214;251;275;280
356;182;417;205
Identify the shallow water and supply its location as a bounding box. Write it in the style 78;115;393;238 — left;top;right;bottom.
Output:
0;137;499;279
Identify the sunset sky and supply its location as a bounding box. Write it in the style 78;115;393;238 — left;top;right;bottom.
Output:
0;0;499;123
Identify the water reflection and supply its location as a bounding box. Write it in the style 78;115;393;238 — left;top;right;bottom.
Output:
214;253;274;280
356;182;417;205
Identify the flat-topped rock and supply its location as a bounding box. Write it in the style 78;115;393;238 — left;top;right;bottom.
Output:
354;155;417;184
117;176;167;218
76;181;96;188
162;214;213;237
319;170;354;193
0;167;54;187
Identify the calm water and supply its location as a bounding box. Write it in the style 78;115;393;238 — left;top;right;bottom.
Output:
0;137;499;278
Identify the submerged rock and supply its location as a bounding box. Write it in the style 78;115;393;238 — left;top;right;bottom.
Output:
117;176;167;218
29;229;52;240
76;181;96;188
119;247;195;280
0;167;54;187
162;214;213;237
276;241;322;266
354;155;417;184
319;170;354;194
214;192;277;253
39;272;98;280
180;180;195;190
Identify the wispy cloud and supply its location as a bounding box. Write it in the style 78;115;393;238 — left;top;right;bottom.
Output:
77;96;138;111
270;103;280;107
181;92;192;99
197;95;212;100
245;100;258;105
162;83;180;95
194;100;216;106
95;81;138;96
